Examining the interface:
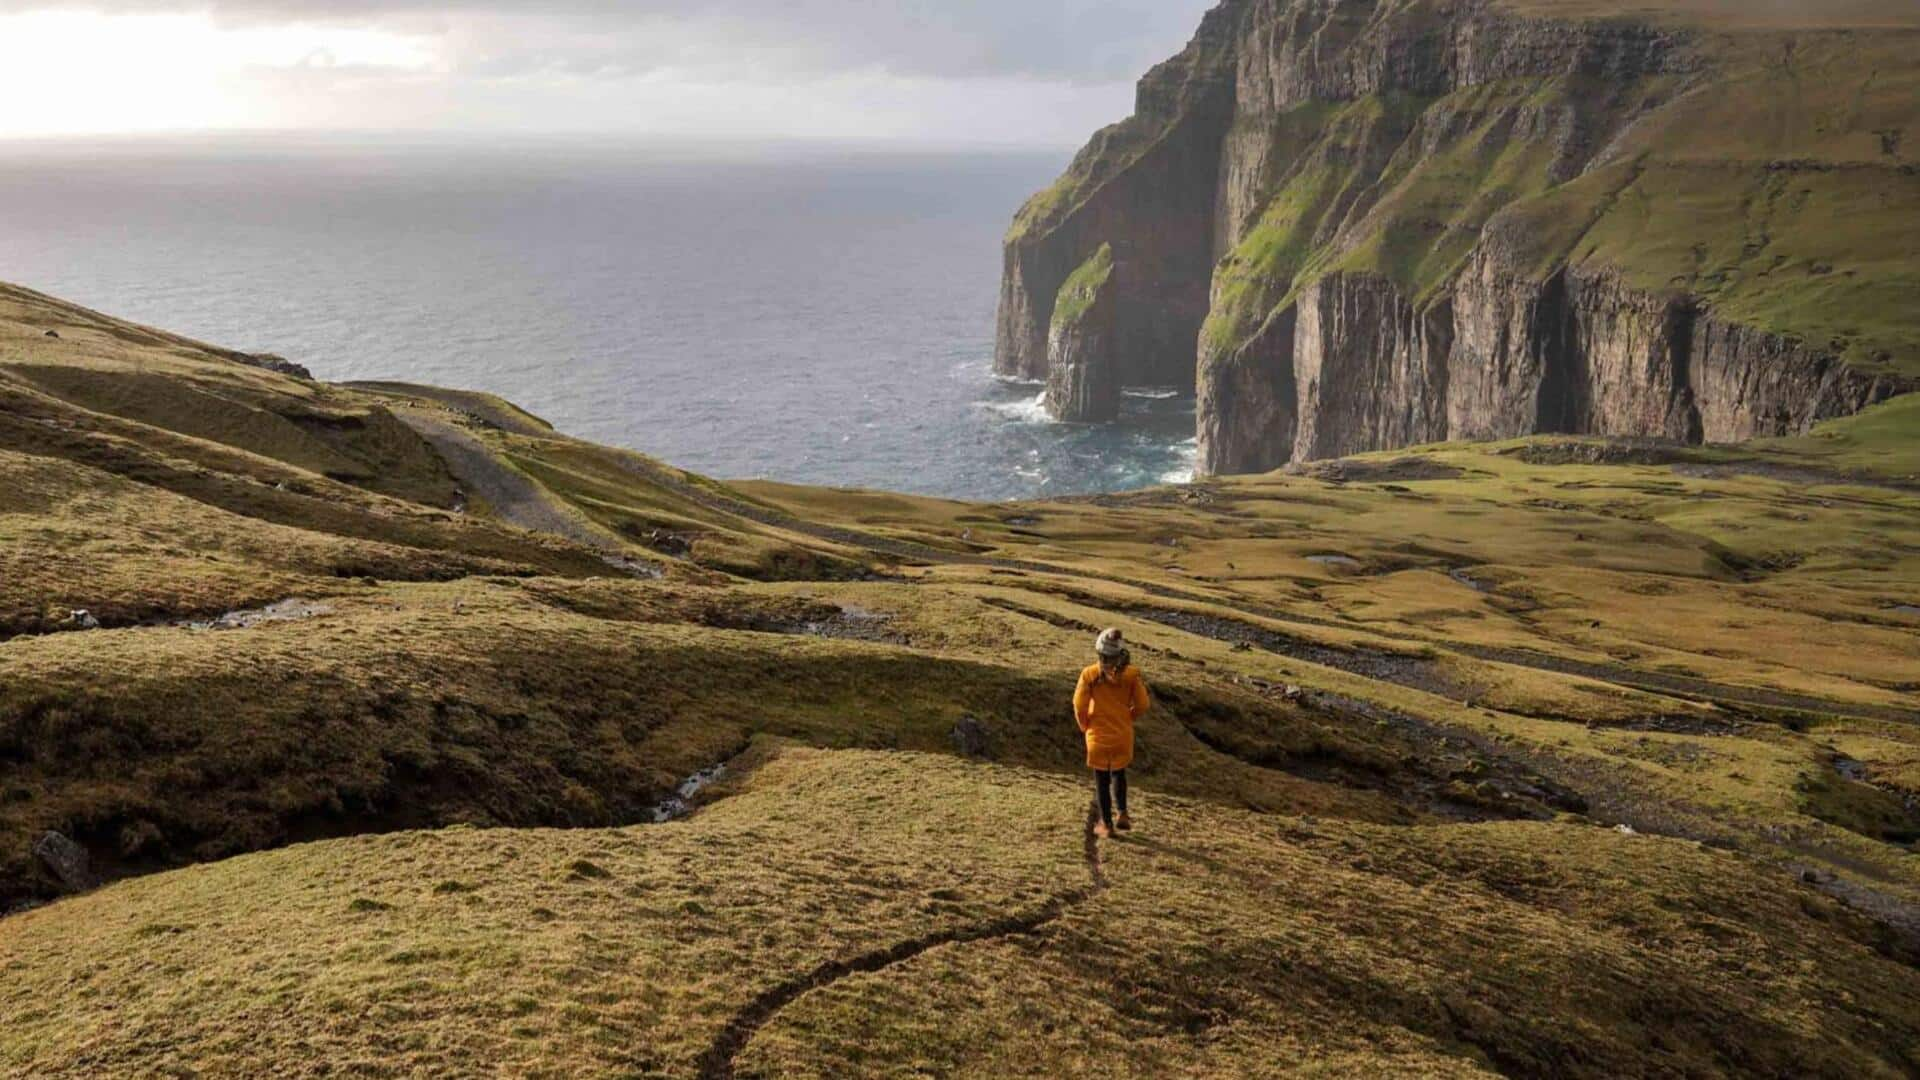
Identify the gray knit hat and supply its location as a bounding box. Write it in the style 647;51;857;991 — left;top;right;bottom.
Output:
1094;628;1126;658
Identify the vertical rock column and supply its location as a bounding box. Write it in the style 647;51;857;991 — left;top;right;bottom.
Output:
1045;246;1121;423
1290;273;1452;461
1196;306;1297;475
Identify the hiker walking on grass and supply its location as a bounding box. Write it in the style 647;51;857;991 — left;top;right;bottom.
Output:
1076;628;1150;838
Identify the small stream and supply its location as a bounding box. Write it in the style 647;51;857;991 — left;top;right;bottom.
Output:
180;598;331;630
1448;567;1490;592
650;763;728;823
1306;554;1361;569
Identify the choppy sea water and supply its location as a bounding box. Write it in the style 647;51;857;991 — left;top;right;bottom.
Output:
0;136;1197;501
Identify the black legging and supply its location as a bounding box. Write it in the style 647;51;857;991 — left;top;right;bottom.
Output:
1094;768;1128;828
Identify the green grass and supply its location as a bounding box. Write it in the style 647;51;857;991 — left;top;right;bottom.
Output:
1503;32;1920;375
5;281;1920;1076
4;745;1915;1078
1048;244;1113;330
1199;97;1412;356
1742;393;1920;479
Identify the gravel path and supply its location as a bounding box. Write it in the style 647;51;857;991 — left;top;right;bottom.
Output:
396;412;613;550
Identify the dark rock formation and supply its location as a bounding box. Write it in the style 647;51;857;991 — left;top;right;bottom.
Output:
33;831;91;892
1290;272;1453;462
211;349;314;380
950;715;993;759
998;0;1920;475
242;353;315;380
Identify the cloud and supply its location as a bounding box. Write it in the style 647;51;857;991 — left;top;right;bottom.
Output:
1;0;1219;83
0;1;1221;140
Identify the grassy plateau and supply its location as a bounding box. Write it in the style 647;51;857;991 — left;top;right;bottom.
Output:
2;272;1918;1078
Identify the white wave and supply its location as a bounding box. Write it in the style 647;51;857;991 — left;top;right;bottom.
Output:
1157;436;1201;486
979;390;1053;424
1123;386;1185;400
1011;460;1049;487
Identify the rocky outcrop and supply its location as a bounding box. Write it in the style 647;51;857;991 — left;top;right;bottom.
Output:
999;0;1919;473
950;715;993;759
241;353;314;380
32;830;92;892
1689;317;1905;441
1195;304;1297;475
1045;246;1121;422
1445;239;1570;443
1445;244;1901;449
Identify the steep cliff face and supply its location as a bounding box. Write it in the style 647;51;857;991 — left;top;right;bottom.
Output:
999;0;1920;468
995;3;1240;390
1291;272;1452;461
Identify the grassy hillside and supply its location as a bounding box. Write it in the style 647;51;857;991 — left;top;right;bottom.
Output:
3;283;1919;1076
6;745;1917;1078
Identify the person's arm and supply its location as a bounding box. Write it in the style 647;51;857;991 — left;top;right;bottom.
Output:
1073;670;1094;732
1130;670;1151;720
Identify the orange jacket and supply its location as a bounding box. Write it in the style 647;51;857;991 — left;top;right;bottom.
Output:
1074;663;1149;770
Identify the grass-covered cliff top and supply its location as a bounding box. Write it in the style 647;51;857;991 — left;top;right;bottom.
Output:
1006;116;1161;245
3;284;1920;1075
11;744;1918;1078
1499;0;1920;29
1048;244;1114;331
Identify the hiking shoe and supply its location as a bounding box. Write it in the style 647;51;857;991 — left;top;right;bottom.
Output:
1093;821;1112;839
1115;813;1132;832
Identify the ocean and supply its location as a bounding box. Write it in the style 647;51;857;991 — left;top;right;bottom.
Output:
0;136;1198;501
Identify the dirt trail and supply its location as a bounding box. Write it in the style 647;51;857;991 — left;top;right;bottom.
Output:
395;412;615;550
694;808;1108;1079
1447;643;1920;726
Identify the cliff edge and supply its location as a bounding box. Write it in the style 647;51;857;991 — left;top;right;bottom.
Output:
997;0;1920;473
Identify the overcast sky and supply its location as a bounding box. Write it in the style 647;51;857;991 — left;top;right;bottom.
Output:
0;1;1217;142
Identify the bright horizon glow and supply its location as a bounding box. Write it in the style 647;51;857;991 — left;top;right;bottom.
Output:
0;11;442;136
0;3;1210;144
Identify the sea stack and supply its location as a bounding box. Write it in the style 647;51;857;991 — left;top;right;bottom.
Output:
1044;244;1121;422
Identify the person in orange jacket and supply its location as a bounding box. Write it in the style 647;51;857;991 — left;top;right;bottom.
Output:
1075;627;1150;838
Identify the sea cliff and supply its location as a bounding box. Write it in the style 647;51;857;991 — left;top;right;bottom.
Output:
997;0;1920;473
